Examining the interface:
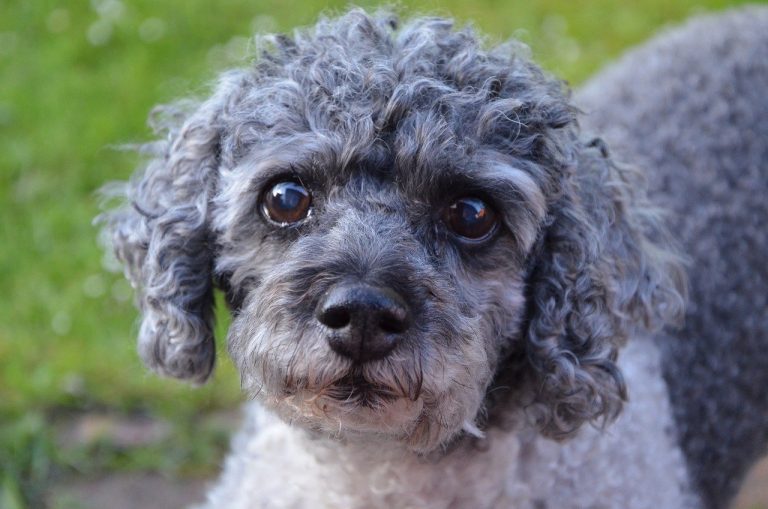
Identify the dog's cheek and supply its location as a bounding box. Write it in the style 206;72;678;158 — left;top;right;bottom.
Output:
226;302;280;396
400;312;493;451
452;266;528;365
406;273;527;450
226;290;301;396
482;276;528;355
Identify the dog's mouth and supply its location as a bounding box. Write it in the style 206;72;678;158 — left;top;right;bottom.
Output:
281;363;424;411
250;335;432;438
268;364;429;441
318;371;417;408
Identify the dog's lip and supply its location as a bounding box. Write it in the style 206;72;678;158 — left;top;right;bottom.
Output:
283;372;393;395
282;364;423;405
325;373;402;404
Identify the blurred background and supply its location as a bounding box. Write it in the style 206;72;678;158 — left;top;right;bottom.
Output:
1;0;765;508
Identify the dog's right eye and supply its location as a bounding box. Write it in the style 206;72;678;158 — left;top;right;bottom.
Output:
262;181;312;225
445;197;498;241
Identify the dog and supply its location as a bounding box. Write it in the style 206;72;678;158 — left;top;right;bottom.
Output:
100;6;768;508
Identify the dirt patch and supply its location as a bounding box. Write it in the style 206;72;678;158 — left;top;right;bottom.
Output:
48;473;209;509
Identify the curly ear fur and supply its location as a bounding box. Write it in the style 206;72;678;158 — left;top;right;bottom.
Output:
523;139;686;438
99;80;235;383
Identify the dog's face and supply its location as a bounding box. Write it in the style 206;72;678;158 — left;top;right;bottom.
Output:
215;136;545;450
103;10;685;453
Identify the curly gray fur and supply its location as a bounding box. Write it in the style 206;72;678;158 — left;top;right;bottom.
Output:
578;7;768;508
100;8;685;450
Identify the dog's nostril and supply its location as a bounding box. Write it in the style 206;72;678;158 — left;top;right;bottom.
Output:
378;309;409;334
318;306;351;329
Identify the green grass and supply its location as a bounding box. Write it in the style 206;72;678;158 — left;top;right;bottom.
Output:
0;0;762;505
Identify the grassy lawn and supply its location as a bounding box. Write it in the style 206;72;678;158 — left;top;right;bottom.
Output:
0;0;760;506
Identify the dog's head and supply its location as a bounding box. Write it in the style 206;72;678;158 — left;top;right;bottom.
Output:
102;10;685;452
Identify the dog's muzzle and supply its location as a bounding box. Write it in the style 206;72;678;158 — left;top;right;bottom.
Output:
315;282;412;363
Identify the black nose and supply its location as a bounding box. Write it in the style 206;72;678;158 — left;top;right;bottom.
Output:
315;283;411;363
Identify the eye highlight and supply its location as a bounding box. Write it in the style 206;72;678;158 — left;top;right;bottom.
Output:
445;197;498;241
262;181;312;225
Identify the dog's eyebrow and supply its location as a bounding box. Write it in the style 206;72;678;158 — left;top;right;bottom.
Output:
238;129;394;186
398;150;546;216
236;135;337;186
472;159;547;221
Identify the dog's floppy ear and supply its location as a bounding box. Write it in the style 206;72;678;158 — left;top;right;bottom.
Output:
100;85;231;383
522;139;686;438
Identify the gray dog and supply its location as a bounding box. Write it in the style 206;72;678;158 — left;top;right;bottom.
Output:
100;6;768;509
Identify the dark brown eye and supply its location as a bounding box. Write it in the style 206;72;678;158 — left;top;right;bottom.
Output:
445;197;498;241
262;181;312;225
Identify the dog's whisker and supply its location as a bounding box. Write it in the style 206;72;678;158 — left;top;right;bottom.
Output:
411;356;425;402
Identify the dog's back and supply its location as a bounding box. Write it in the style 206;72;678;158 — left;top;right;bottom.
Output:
577;7;768;508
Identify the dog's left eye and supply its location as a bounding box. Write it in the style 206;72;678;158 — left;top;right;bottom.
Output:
445;197;498;241
262;181;312;225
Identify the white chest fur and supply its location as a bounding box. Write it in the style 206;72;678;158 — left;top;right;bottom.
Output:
202;338;700;509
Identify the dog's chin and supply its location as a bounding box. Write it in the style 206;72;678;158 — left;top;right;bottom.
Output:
259;376;484;453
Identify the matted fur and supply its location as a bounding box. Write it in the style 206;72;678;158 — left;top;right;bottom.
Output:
98;6;768;509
